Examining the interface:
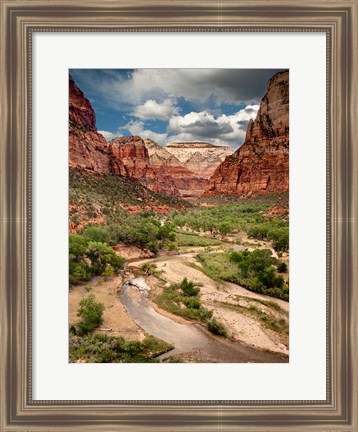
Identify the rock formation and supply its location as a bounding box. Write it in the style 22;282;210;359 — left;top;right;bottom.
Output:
144;139;209;197
108;136;180;196
69;75;111;172
205;71;289;196
166;142;233;178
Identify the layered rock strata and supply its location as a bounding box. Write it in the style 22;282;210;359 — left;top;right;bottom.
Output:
205;71;289;196
166;142;233;178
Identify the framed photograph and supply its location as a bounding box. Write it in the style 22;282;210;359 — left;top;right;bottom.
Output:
1;0;357;431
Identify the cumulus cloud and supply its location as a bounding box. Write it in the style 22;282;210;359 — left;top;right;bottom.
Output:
168;105;259;148
123;120;168;146
101;104;259;148
169;111;233;136
98;130;121;141
133;99;179;120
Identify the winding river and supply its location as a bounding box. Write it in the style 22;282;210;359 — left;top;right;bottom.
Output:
120;277;287;363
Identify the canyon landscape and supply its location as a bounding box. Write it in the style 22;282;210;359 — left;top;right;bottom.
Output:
69;69;289;363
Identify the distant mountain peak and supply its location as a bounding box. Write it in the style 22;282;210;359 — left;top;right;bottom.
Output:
167;142;228;149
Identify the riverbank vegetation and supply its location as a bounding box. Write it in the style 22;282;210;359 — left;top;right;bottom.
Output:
154;278;227;336
197;249;289;301
69;333;173;363
169;204;289;253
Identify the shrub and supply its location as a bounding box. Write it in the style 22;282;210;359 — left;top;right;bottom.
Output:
180;278;200;297
208;318;227;336
141;262;162;277
277;261;288;273
154;279;213;324
102;263;115;280
183;297;201;309
77;294;105;335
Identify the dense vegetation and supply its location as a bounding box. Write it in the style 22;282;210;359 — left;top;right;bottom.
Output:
70;215;178;284
69;167;190;227
104;215;176;253
197;249;289;301
69;333;173;363
169;204;289;253
69;233;125;284
155;278;227;336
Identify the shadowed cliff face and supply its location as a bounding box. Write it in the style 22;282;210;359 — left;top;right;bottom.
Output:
205;71;289;196
69;75;96;132
69;75;111;172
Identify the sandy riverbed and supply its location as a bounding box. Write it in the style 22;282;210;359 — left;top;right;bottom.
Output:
130;251;289;356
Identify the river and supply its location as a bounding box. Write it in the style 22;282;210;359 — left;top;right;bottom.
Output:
120;277;287;363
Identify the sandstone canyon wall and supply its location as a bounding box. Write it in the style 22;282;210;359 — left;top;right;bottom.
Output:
205;70;289;196
166;142;233;178
144;139;211;197
69;75;110;172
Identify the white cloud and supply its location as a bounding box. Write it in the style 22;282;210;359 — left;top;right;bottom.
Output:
168;105;259;148
98;130;121;141
133;99;179;120
123;120;168;146
114;104;259;149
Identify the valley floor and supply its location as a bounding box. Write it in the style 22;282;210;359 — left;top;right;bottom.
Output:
69;235;289;362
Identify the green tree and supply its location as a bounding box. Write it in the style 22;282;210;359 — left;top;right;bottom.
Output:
69;234;90;284
272;232;289;253
86;241;125;276
69;234;87;261
83;226;110;244
77;294;105;335
69;261;91;285
218;221;232;238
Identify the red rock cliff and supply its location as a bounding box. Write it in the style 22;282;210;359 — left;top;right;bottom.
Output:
144;139;210;198
205;71;289;196
69;75;110;172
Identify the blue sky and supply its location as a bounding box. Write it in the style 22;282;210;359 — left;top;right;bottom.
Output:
70;68;284;149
